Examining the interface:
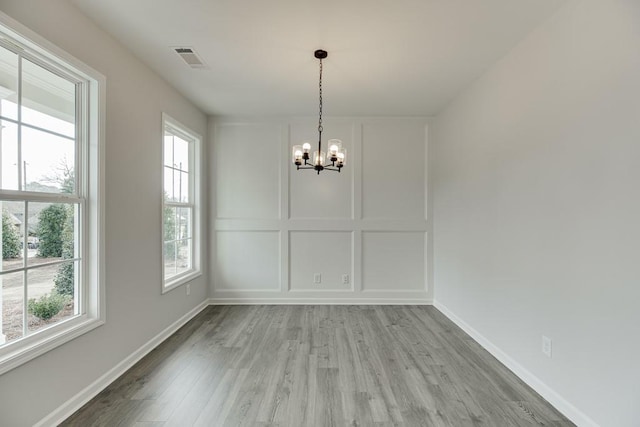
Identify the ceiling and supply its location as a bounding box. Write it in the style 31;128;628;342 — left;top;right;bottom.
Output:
70;0;565;117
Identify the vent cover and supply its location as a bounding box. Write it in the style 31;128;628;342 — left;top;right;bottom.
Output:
172;46;207;69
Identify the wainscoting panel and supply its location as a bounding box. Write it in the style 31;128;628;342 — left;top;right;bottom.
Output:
214;123;282;219
362;121;426;220
211;117;431;302
289;231;353;291
215;231;280;291
362;231;426;292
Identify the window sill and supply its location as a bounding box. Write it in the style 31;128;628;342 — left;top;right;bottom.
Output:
0;315;105;376
162;270;202;294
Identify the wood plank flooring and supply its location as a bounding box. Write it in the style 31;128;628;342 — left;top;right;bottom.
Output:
62;306;574;426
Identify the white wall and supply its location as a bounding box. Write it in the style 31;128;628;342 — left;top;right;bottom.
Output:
432;1;640;426
211;117;431;303
0;1;208;425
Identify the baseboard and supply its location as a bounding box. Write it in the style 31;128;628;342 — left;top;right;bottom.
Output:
433;300;599;427
208;297;434;305
35;300;210;427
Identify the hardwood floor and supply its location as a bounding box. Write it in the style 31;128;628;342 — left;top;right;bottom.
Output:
62;306;574;426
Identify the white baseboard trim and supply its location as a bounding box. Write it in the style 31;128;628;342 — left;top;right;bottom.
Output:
208;297;434;305
433;300;599;427
35;300;210;427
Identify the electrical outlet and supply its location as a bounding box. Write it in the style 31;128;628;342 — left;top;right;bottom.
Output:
186;284;191;296
313;273;322;284
542;335;552;358
342;274;350;285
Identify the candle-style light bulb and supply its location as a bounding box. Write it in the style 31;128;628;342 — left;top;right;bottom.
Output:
314;150;326;166
327;139;341;160
292;145;303;165
337;148;346;166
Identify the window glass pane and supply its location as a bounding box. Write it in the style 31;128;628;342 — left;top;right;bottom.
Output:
21;59;75;138
164;242;177;280
22;126;75;193
163;134;174;167
0;119;19;190
176;238;191;276
0;46;18;121
164;166;175;202
1;271;24;343
173;136;189;172
1;200;25;272
27;261;75;333
180;171;190;203
28;202;75;267
173;171;183;202
164;206;177;243
178;207;192;239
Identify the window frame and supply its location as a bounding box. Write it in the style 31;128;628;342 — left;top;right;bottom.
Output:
0;12;104;375
161;113;201;293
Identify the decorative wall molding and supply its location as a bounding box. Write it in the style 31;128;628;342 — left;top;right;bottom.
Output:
211;117;432;300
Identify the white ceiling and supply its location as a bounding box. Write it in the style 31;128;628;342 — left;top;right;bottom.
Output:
71;0;565;117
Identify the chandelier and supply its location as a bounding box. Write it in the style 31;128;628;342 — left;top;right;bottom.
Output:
292;49;346;174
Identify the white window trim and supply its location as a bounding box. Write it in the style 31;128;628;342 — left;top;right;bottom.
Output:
0;12;105;376
161;113;201;293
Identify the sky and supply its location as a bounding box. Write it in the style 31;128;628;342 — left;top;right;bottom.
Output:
1;100;75;192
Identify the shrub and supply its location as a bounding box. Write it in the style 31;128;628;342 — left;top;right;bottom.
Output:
163;201;176;258
54;263;74;297
37;204;68;258
54;205;75;296
2;210;21;259
27;292;68;320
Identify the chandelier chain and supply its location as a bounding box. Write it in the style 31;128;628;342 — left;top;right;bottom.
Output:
318;58;323;134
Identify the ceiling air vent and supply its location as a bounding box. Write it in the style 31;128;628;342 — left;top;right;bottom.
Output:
172;46;207;69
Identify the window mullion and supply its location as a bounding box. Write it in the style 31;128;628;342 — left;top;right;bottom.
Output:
0;116;75;142
0;191;83;204
23;201;28;267
17;53;23;192
164;201;193;209
21;268;27;337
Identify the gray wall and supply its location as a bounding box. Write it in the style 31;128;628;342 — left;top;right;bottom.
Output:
432;1;640;426
0;0;208;425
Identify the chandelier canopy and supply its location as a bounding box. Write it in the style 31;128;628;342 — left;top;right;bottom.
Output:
292;50;346;174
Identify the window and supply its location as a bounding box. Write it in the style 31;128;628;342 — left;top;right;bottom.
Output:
162;114;200;291
0;16;103;374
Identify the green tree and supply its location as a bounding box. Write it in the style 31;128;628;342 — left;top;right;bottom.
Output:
37;204;67;258
2;211;21;259
44;162;76;294
43;158;75;194
164;201;176;260
54;205;74;296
